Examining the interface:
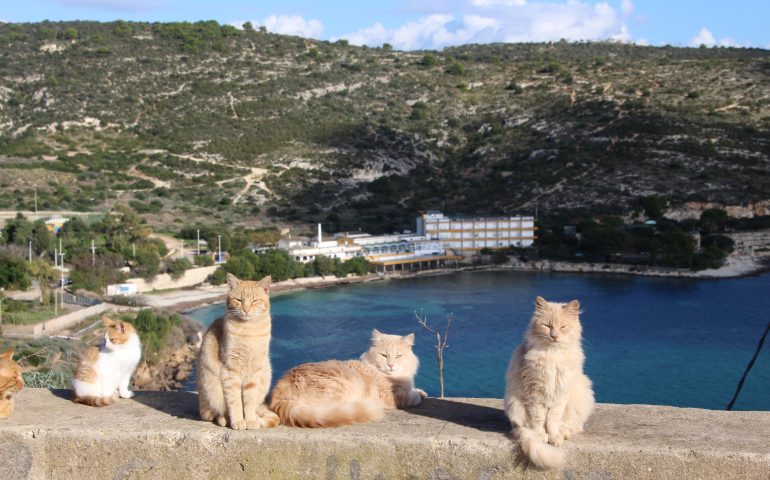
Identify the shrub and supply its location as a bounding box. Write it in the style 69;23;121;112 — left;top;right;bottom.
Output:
131;309;181;363
168;258;192;279
194;254;214;266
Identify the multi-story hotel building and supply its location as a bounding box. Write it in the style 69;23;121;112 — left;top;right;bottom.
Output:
416;211;536;252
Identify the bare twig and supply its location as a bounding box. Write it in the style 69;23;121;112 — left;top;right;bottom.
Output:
415;310;453;399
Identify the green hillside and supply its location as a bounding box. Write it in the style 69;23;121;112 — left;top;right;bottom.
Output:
1;21;769;233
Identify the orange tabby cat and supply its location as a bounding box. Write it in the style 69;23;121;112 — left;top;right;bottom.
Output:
269;329;427;428
197;273;280;430
0;349;24;419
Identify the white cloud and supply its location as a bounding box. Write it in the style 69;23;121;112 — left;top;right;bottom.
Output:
471;0;526;6
620;0;634;17
262;15;323;38
55;0;166;11
689;27;740;48
339;1;632;50
231;15;323;39
690;27;716;47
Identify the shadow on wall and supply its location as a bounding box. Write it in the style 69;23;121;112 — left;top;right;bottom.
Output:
406;397;510;433
49;388;202;421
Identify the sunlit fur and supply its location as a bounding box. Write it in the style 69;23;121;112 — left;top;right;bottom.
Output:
269;329;427;428
0;349;24;419
196;273;279;430
504;297;595;470
72;317;142;407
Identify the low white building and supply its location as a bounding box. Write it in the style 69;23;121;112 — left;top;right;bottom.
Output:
279;224;363;263
416;211;536;252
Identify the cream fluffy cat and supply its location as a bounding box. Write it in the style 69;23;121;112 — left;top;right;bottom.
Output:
197;273;280;430
269;329;427;428
72;317;142;407
504;297;595;469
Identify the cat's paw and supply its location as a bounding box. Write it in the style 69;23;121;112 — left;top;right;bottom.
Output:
215;416;227;427
548;431;564;446
408;390;423;407
230;419;247;430
119;390;135;399
415;388;428;398
245;420;261;430
534;428;548;443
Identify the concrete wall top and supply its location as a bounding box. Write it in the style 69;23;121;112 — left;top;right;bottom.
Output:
1;389;768;479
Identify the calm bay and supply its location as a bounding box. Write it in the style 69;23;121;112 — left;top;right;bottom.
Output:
188;270;770;411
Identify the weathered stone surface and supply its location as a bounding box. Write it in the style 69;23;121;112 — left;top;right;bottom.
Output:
0;389;768;479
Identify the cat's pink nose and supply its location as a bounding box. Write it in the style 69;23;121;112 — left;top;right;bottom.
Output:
550;330;560;340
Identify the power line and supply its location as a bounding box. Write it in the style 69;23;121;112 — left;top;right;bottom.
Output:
727;320;770;411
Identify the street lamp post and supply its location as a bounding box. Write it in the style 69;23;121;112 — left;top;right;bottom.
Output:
217;235;222;263
196;229;200;255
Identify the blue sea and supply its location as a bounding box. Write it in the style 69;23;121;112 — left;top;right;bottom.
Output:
187;270;770;411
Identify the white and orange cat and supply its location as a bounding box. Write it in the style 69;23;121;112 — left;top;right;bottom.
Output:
197;273;280;430
504;297;595;469
269;329;427;428
0;349;24;418
72;317;142;407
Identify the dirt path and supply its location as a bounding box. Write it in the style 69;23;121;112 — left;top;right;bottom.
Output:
232;167;271;204
127;165;171;189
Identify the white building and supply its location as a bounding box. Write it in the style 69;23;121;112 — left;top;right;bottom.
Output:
416;211;536;252
338;233;444;263
279;224;363;263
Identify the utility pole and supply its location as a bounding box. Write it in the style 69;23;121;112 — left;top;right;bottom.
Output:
91;239;96;269
196;229;200;255
132;243;136;258
28;240;32;262
217;235;222;263
59;252;65;313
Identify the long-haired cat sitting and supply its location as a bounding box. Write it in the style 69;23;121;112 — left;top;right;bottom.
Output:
269;329;427;428
0;349;24;419
504;297;595;470
197;273;280;430
72;316;142;407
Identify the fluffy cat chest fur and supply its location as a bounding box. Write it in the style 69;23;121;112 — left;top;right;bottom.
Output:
522;345;583;402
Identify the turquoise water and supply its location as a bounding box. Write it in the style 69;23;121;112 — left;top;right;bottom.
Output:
188;271;770;411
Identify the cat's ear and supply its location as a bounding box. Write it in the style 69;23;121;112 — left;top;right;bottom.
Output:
102;316;114;327
535;296;548;310
257;275;271;294
563;300;580;316
371;329;383;342
402;333;415;346
226;273;241;290
0;349;13;360
116;320;126;334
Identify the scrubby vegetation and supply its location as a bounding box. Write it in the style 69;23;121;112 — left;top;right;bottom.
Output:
0;21;767;235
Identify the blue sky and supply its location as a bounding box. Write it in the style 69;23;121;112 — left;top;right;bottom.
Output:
2;1;768;50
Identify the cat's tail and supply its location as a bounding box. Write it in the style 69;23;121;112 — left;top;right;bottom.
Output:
270;398;383;428
72;392;117;407
518;427;565;470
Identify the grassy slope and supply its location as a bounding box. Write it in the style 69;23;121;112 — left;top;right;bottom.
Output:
0;21;768;233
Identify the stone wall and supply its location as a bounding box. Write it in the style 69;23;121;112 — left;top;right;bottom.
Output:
29;303;105;337
1;389;768;479
126;265;218;293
